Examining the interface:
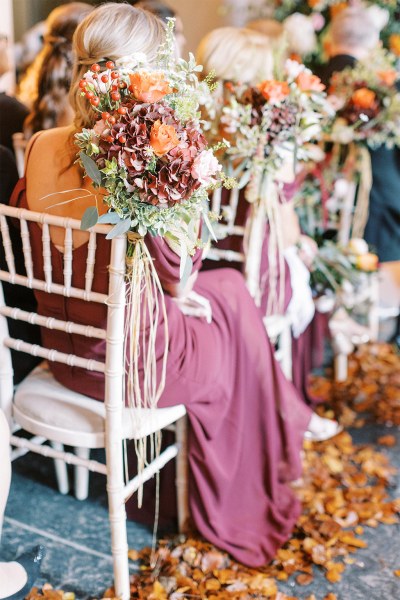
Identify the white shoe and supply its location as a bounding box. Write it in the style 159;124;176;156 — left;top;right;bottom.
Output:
304;413;343;442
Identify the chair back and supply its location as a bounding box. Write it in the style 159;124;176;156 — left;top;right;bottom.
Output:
12;133;27;178
0;204;127;426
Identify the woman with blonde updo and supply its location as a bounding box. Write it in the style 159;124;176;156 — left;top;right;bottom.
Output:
20;2;92;138
11;3;321;568
198;27;334;407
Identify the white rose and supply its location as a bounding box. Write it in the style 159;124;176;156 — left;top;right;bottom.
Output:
283;13;317;57
348;238;369;256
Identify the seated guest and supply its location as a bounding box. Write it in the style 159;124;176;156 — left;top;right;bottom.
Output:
0;37;28;153
20;2;92;138
131;0;186;57
12;2;338;567
197;26;324;404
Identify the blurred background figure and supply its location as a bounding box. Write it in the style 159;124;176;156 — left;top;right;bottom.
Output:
14;20;46;81
319;7;400;344
0;35;28;153
132;0;187;56
19;2;93;139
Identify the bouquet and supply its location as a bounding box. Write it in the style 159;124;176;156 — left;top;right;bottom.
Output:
73;21;226;486
311;238;378;300
205;58;332;309
75;21;225;276
327;48;400;148
212;59;332;194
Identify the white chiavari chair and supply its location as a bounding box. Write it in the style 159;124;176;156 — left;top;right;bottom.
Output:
207;188;293;380
12;133;27;178
0;204;189;600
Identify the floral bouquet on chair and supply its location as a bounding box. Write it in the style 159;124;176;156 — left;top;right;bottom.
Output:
75;21;226;277
213;59;331;194
74;22;227;443
327;48;400;148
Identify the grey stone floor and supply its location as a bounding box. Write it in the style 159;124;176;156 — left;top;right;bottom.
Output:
1;423;400;599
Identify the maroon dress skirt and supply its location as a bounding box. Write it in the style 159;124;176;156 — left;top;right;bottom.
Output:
11;179;312;568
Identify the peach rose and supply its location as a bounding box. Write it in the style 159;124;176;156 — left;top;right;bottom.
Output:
129;71;172;103
378;70;397;87
330;2;348;18
351;88;376;110
258;80;290;104
389;34;400;57
150;120;179;157
356;252;379;272
296;71;326;93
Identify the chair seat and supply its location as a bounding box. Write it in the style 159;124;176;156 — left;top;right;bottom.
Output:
13;363;186;448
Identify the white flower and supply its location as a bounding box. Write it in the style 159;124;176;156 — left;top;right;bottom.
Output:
366;5;390;32
83;71;111;94
191;150;221;185
285;59;305;80
348;238;369;256
283;13;317;57
334;178;349;199
115;53;148;70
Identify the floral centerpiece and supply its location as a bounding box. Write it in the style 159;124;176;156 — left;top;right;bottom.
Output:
327;48;400;148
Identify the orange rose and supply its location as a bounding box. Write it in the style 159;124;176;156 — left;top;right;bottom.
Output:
389;34;400;57
356;252;379;272
129;71;172;103
150;120;179;157
258;80;290;104
296;71;326;93
351;88;376;110
378;70;398;87
308;0;320;7
330;2;348;18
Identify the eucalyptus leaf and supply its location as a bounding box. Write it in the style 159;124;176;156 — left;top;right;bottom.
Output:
180;250;193;286
203;210;217;242
80;152;103;186
80;206;99;231
106;218;131;239
98;212;122;224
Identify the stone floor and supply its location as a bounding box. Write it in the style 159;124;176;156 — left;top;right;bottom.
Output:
2;421;399;600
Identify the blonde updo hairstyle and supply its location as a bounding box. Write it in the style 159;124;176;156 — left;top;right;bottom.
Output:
196;26;274;85
70;2;166;130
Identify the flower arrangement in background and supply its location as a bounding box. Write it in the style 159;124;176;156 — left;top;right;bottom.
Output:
311;238;378;299
75;20;228;273
224;0;399;63
327;48;400;148
209;59;332;195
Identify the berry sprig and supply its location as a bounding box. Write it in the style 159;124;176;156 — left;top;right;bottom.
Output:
79;61;129;113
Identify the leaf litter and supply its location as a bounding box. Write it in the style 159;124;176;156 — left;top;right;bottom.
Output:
27;343;400;600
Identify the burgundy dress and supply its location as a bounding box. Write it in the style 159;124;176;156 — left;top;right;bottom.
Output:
11;178;312;568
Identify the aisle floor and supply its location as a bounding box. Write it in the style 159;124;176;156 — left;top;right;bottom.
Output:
2;423;400;599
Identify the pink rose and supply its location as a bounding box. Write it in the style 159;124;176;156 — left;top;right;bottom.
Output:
191;150;221;185
311;12;325;32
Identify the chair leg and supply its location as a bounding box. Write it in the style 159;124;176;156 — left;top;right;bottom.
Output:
175;416;189;533
74;447;90;501
334;353;348;382
50;442;69;495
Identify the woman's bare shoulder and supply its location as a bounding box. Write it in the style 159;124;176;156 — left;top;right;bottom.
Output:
26;126;74;155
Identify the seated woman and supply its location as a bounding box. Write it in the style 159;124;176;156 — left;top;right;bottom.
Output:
197;26;321;402
12;2;336;567
19;2;92;139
